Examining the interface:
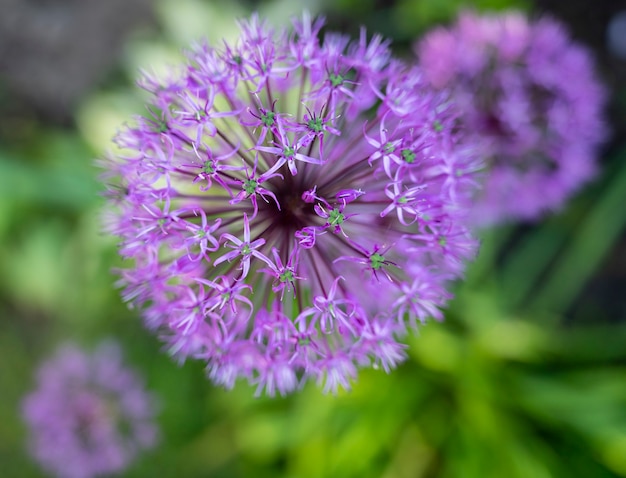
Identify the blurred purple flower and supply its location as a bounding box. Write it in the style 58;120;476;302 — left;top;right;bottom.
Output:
417;10;607;225
101;13;481;396
22;342;158;478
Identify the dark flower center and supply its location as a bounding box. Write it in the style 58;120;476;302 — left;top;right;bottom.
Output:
267;181;316;230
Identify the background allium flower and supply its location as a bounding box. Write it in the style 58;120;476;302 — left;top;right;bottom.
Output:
22;342;159;478
102;13;481;396
416;10;607;225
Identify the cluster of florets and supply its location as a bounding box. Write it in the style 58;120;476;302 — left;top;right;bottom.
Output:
21;342;158;478
102;13;481;396
416;10;607;225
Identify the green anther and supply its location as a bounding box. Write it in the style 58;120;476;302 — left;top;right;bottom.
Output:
153;119;168;133
401;149;416;164
194;110;206;121
328;303;336;318
308;117;324;133
328;208;345;226
232;55;242;65
283;147;296;158
279;270;295;283
241;244;251;255
298;337;311;346
370;253;386;270
202;160;216;174
433;120;443;132
157;218;168;227
329;73;344;87
384;142;396;154
243;179;258;195
261;110;275;127
398;196;408;204
222;292;231;301
438;236;447;247
147;107;168;133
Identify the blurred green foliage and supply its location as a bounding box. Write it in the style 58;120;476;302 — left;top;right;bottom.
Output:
326;0;529;47
2;0;626;477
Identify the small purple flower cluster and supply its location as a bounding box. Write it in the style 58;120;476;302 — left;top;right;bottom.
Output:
22;342;158;478
417;11;607;225
102;13;481;396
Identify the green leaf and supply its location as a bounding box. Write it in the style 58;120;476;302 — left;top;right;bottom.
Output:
530;147;626;315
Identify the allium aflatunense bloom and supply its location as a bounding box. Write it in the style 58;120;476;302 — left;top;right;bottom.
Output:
102;14;481;396
417;10;607;225
22;342;159;478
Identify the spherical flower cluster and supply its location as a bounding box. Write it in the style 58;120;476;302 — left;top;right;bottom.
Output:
22;342;159;478
102;13;481;396
416;10;607;225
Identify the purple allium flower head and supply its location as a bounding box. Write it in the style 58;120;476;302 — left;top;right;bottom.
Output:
101;13;481;396
416;10;607;225
22;342;159;478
